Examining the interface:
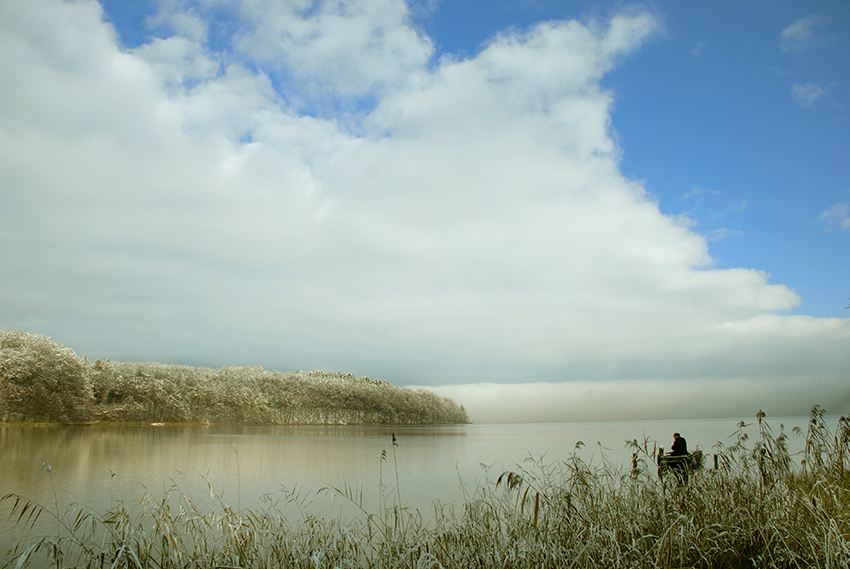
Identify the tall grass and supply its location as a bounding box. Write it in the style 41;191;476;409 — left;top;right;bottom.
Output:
0;329;469;425
3;406;848;568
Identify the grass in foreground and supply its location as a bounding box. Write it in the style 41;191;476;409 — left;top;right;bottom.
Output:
3;406;849;568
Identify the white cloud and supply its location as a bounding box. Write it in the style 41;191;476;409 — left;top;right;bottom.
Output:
780;15;824;53
820;202;850;231
792;82;828;108
132;36;219;91
706;228;742;242
231;0;435;99
0;0;848;420
146;4;209;44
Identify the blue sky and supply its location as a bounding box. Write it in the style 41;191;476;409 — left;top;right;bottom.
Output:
1;0;848;422
603;2;849;318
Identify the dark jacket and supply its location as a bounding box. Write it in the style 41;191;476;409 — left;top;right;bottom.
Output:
671;436;688;456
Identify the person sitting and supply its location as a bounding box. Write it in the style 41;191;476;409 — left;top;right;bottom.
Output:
670;432;688;456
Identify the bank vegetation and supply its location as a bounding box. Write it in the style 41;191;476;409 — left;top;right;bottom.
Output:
0;329;469;425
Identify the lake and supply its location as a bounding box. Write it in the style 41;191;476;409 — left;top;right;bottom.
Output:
0;415;825;550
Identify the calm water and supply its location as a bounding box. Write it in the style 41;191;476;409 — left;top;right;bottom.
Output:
0;416;824;549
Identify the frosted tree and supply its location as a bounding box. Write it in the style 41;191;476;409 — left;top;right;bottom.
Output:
1;329;469;425
0;330;93;423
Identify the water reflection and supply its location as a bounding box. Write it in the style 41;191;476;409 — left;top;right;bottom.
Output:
1;417;821;550
0;424;476;548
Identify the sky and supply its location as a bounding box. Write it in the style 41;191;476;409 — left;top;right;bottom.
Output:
1;0;848;423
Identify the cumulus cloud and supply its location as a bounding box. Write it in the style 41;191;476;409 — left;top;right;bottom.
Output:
792;82;828;108
230;0;434;101
820;202;850;231
1;0;848;421
780;15;825;53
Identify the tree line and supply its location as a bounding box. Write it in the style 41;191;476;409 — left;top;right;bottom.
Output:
0;329;469;425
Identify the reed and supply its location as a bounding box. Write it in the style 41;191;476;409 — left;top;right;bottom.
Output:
3;407;849;568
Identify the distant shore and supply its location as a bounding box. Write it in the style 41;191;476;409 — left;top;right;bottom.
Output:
1;329;470;425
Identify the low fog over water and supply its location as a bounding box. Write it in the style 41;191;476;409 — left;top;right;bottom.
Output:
429;380;850;424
